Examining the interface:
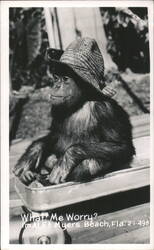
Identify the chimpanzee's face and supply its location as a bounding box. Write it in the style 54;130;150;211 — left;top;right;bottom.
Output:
48;73;83;108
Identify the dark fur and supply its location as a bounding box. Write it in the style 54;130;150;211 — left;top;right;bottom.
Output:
13;76;135;185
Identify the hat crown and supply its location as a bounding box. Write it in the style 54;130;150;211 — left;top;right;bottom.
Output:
47;37;116;98
60;37;105;90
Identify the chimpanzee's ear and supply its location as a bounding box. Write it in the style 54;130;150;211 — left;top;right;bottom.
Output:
46;48;64;61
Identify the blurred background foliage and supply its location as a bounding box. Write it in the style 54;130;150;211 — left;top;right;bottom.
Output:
9;7;150;140
100;7;149;73
10;8;49;90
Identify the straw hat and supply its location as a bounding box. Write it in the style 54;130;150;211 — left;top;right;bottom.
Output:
46;37;116;98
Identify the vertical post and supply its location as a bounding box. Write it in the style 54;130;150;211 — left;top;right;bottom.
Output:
54;8;63;50
44;8;55;48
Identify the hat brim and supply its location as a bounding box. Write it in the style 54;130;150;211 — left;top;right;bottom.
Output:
48;59;106;98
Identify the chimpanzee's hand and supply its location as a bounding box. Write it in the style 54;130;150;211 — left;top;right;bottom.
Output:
49;144;87;184
19;170;36;184
49;165;68;184
48;153;73;184
13;160;36;184
45;154;58;170
13;140;44;184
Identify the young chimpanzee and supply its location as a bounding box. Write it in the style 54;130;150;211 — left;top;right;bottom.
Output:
13;37;135;185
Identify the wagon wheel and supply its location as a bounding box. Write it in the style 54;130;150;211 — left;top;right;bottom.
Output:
19;218;67;244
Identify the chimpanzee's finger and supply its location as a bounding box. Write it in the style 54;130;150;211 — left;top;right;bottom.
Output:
49;167;60;184
60;175;67;183
45;155;58;170
13;165;24;176
19;171;35;184
25;171;35;181
20;174;28;184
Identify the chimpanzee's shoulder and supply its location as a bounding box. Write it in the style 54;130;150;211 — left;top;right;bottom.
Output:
93;97;122;111
93;97;130;121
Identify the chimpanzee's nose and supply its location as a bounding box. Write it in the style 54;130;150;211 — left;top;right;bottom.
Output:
54;81;62;89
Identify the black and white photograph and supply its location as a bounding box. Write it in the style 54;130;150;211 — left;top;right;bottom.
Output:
1;0;154;248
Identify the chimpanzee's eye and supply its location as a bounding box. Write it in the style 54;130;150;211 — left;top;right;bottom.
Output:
53;74;60;83
63;76;70;83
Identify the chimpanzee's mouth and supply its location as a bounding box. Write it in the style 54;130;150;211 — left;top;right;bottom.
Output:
50;95;70;100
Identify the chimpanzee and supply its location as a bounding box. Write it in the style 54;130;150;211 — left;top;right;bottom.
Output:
13;37;135;185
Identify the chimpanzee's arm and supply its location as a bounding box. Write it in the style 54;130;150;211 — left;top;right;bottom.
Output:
49;141;134;184
13;133;57;183
63;141;134;167
49;99;135;184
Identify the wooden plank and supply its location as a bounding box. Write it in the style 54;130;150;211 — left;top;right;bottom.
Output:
131;114;150;126
10;199;23;209
98;226;150;244
131;114;150;138
68;203;150;243
132;126;150;139
9;203;150;244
